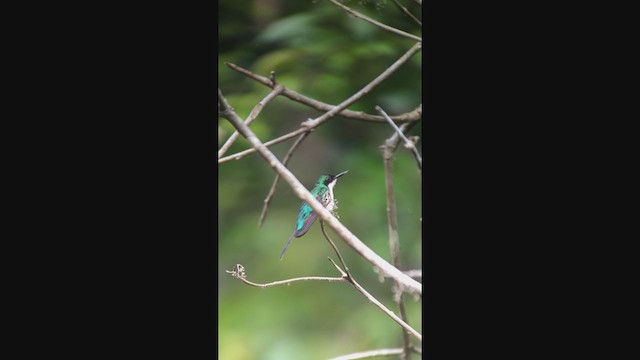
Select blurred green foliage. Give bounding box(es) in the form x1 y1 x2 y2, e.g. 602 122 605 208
219 1 422 359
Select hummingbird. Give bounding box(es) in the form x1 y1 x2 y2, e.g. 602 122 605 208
280 170 349 260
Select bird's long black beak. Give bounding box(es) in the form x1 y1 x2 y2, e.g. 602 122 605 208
335 170 349 178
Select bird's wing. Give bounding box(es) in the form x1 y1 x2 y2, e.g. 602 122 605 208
293 192 324 237
294 210 317 237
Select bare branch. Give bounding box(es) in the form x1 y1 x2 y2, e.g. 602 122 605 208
258 132 310 227
319 221 421 341
403 269 422 279
375 266 423 282
384 122 417 152
226 264 346 288
226 62 421 124
391 0 422 26
380 130 414 358
218 84 284 158
218 88 245 124
218 88 422 297
326 0 422 42
328 348 404 360
381 158 409 355
219 42 422 164
376 105 422 170
351 278 421 340
381 148 401 268
328 257 348 277
320 221 350 274
228 226 423 342
330 345 421 360
236 276 345 287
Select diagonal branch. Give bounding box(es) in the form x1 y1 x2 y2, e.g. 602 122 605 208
391 0 422 26
320 222 421 341
328 257 348 277
218 82 284 158
219 42 422 164
326 0 422 42
321 221 351 275
218 88 422 297
348 273 421 341
383 122 418 152
258 132 310 227
376 105 422 170
226 62 422 124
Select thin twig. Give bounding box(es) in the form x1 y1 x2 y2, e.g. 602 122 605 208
376 106 416 149
218 84 284 158
391 0 422 26
226 62 422 124
328 348 404 360
236 276 346 287
219 42 422 164
376 105 422 170
218 88 422 297
258 132 310 227
349 275 421 340
321 221 350 274
384 122 417 152
328 257 348 277
226 264 346 288
326 0 422 42
319 221 422 341
330 345 421 359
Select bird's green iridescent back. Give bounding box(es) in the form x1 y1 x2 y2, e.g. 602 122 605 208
294 175 330 234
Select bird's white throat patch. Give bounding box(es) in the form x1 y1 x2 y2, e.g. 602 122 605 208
327 179 337 211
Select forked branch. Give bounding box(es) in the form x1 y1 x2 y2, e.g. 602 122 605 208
376 105 422 170
225 62 422 124
218 88 422 297
320 222 422 341
218 83 284 158
219 42 422 164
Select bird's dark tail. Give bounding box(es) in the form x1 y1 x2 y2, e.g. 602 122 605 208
280 231 296 260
